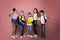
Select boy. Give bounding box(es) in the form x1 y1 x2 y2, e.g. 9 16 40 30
27 12 33 38
9 8 19 38
38 10 47 39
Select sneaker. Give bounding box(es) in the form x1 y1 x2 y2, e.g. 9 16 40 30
23 35 26 37
15 35 18 37
27 35 30 37
30 35 33 38
20 36 23 38
34 34 38 38
11 36 15 39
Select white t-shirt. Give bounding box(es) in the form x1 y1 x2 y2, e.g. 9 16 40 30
12 12 18 20
39 15 47 24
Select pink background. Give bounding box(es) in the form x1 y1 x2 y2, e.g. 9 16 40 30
0 0 60 40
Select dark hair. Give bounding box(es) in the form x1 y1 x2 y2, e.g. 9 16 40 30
40 10 44 13
20 10 24 13
28 12 31 15
33 8 39 14
12 8 16 12
33 8 39 17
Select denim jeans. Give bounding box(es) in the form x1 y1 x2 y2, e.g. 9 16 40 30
41 24 46 38
20 24 24 36
28 25 32 35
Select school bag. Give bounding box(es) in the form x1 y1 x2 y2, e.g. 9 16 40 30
44 16 47 23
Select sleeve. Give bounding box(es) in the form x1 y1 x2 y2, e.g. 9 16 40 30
45 14 47 19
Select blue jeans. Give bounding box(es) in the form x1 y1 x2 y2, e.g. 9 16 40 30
20 24 24 36
28 25 32 35
41 24 46 38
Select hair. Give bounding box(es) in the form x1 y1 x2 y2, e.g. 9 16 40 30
20 10 24 13
40 10 44 13
12 8 16 12
28 12 31 15
33 8 39 17
33 8 39 14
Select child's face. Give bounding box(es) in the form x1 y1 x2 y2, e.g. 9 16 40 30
34 9 37 13
40 12 44 16
21 12 24 16
28 14 31 17
13 10 17 13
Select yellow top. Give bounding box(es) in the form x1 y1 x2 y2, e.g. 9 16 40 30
19 16 25 20
27 17 33 24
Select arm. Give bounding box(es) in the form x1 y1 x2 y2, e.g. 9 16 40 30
8 13 13 17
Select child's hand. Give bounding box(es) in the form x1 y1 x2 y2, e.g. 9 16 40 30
9 10 13 16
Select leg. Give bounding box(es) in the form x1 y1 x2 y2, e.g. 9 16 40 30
22 25 24 36
15 25 17 35
12 24 16 36
42 24 46 38
29 26 32 35
41 24 46 38
34 24 37 35
28 26 32 35
20 26 23 36
11 24 17 38
41 24 43 38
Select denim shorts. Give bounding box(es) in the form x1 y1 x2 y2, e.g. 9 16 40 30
11 19 18 26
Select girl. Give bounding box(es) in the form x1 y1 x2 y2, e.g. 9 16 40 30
27 12 33 38
33 8 39 38
9 8 19 39
19 10 25 38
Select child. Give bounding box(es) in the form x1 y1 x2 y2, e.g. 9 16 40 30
19 10 25 38
38 10 47 39
27 12 33 38
9 8 19 39
33 8 39 38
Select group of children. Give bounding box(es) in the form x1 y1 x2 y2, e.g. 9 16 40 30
9 8 48 39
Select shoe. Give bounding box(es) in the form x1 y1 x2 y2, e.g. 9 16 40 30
30 35 33 38
27 35 30 37
20 36 23 38
11 36 15 39
15 35 18 37
34 34 38 38
23 35 25 37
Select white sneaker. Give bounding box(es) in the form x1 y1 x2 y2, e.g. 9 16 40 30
27 35 30 37
23 35 25 37
15 35 18 37
20 36 23 38
34 34 38 38
11 36 15 39
30 35 33 38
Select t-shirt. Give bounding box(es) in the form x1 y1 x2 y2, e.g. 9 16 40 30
19 15 25 26
12 12 18 20
39 15 47 24
19 15 25 21
27 17 33 25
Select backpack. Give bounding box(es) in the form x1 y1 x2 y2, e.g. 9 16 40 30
44 16 47 23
